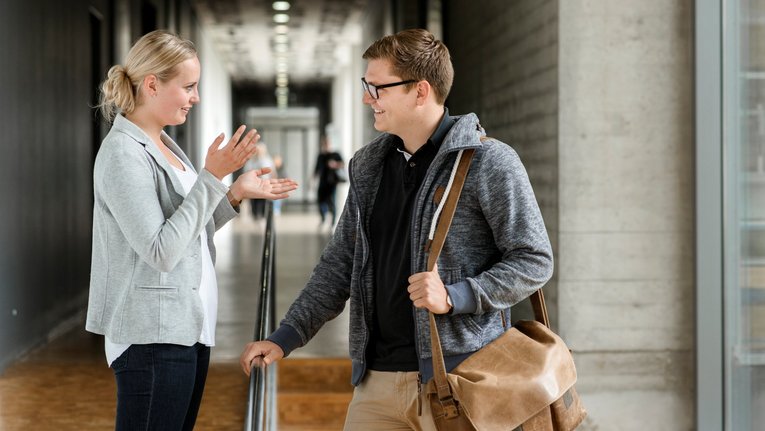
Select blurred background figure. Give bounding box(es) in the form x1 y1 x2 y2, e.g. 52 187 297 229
272 154 287 215
313 135 344 229
245 143 275 220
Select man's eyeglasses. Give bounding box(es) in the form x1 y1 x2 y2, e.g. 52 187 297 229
361 77 416 99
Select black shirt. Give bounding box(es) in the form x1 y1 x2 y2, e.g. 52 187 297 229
367 108 456 371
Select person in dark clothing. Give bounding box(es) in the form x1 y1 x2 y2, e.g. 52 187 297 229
240 29 553 430
314 135 345 227
245 143 275 219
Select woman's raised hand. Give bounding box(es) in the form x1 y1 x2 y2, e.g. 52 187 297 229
204 125 259 180
230 167 298 201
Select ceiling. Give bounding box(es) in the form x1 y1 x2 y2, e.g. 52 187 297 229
192 0 368 87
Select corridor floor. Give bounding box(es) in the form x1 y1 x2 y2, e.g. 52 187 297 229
0 207 349 430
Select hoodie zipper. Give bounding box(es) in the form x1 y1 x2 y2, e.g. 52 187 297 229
409 147 460 417
349 157 372 366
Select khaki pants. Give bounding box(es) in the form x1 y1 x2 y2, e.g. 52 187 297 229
343 370 437 431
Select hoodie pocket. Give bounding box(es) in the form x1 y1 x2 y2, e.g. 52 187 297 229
438 267 463 285
438 267 479 332
135 285 178 291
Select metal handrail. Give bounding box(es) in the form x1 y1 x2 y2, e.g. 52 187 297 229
244 201 278 431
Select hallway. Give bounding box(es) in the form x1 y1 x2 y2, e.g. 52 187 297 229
0 208 350 430
0 0 711 429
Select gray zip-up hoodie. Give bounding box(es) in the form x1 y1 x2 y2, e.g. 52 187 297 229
269 113 553 385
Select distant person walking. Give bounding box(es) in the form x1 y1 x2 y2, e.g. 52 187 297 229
245 143 275 219
86 30 297 431
271 154 287 215
314 135 345 227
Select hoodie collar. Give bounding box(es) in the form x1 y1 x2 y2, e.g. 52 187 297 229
437 112 485 154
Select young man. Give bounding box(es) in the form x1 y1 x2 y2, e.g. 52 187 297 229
240 28 553 430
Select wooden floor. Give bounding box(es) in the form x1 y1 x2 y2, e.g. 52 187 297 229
0 207 351 430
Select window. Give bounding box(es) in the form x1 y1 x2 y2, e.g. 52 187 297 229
724 0 765 429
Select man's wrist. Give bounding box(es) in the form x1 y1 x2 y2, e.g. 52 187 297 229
445 293 454 314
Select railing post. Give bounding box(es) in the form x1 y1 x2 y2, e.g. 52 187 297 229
244 201 278 431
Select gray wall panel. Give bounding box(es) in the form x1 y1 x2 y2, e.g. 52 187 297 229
444 0 560 324
0 0 112 372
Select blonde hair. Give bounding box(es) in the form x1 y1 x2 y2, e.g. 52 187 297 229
363 29 453 104
98 30 197 121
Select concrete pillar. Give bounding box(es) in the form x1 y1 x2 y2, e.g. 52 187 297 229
446 0 695 428
114 0 132 62
558 1 695 429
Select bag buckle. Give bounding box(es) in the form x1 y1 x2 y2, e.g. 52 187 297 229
439 396 460 419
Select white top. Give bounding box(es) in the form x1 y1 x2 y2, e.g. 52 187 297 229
105 158 219 365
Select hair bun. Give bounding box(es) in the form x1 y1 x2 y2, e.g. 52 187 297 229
108 65 129 81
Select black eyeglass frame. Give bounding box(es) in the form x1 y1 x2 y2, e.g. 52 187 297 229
361 77 417 99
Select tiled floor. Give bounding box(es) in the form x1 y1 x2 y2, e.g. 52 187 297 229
0 206 349 430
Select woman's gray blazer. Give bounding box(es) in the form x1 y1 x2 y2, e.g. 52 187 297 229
86 114 237 346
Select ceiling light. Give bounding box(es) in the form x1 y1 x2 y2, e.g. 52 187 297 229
273 34 289 44
272 1 290 11
273 13 289 24
276 77 289 87
276 62 289 73
274 25 289 34
274 43 289 53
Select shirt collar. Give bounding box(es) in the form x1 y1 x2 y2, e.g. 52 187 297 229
395 107 455 160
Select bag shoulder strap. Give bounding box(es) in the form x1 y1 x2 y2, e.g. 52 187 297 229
427 146 552 418
426 149 474 270
427 148 474 418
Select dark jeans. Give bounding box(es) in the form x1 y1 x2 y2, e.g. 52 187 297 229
111 343 210 431
318 185 337 225
251 198 266 219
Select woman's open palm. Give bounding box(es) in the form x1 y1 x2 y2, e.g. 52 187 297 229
235 167 298 200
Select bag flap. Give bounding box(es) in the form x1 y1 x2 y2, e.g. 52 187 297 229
428 320 577 430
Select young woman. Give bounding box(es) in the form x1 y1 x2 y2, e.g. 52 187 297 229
85 30 297 430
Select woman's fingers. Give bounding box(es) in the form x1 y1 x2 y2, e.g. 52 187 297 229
205 126 264 179
233 131 259 163
273 178 298 189
227 125 247 148
243 128 259 147
234 129 258 154
269 182 298 197
206 133 225 155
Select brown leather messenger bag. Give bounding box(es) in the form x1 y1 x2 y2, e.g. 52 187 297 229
424 147 586 431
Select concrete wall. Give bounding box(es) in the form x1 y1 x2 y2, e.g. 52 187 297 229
446 0 695 429
445 0 560 322
558 1 695 429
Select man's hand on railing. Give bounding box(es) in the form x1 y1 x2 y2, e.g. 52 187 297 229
240 340 285 376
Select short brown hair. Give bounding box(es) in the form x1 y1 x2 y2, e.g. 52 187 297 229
363 29 453 104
